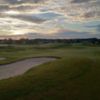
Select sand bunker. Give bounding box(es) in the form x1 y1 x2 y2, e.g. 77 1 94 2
0 57 56 80
0 57 6 61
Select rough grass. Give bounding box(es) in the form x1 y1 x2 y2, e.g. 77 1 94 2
0 45 100 100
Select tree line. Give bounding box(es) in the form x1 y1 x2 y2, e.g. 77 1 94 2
0 38 100 45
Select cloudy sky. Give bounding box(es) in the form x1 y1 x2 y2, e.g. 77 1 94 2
0 0 100 39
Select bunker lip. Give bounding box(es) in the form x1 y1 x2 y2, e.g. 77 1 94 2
0 56 61 66
0 57 6 61
0 56 60 80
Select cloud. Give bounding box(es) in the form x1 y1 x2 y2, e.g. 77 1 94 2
0 5 10 12
0 0 100 38
6 12 61 24
55 30 100 38
26 29 100 39
86 24 100 32
34 12 61 20
0 0 100 21
0 0 46 4
0 0 46 12
81 11 100 20
96 25 100 32
0 34 28 39
71 0 91 3
11 14 47 23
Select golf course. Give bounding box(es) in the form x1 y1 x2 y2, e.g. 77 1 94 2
0 44 100 100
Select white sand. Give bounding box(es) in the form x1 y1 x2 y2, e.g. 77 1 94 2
0 57 6 60
0 57 56 80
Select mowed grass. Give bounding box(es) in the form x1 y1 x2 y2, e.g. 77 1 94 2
0 44 100 100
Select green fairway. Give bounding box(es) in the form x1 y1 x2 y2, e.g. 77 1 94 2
0 45 100 100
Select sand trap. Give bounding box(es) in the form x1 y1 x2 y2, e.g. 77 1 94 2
0 57 56 80
0 57 6 61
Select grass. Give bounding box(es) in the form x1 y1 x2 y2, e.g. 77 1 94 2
0 44 100 100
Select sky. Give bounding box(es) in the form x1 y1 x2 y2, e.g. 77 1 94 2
0 0 100 39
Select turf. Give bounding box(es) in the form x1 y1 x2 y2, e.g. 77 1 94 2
0 44 100 100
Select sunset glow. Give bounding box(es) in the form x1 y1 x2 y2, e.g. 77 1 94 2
0 0 100 39
4 10 20 15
